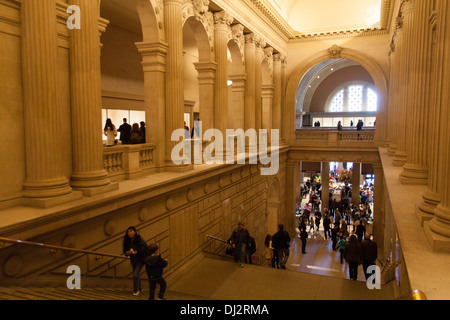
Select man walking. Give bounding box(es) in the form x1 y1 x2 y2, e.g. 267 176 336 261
361 233 378 280
272 224 291 269
229 222 251 268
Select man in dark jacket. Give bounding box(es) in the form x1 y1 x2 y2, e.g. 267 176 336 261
361 233 378 280
229 222 251 267
118 118 132 145
145 244 168 300
272 224 291 269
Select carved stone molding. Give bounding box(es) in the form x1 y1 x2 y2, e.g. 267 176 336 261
182 0 215 54
328 44 342 59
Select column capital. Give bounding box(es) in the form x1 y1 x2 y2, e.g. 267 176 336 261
135 41 169 56
245 33 256 45
214 11 234 26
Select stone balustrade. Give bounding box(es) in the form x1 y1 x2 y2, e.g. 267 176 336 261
103 144 156 181
295 129 375 145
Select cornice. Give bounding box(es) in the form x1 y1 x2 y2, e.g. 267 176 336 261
289 28 389 43
232 0 394 43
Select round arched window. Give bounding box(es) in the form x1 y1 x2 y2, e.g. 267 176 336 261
327 82 378 113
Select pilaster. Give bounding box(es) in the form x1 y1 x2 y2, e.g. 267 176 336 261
136 41 169 170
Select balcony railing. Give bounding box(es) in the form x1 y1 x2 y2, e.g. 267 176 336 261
295 129 375 145
103 143 156 181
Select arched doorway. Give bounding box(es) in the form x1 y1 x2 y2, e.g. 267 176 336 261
286 47 388 144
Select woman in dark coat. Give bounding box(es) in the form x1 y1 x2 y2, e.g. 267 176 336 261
123 226 148 295
344 234 363 280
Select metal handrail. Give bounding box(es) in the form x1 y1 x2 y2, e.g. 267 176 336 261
206 234 228 243
396 289 427 300
0 236 129 260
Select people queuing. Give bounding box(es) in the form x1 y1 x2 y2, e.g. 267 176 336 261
103 118 147 146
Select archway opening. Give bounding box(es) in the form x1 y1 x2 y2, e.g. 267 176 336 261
295 58 378 129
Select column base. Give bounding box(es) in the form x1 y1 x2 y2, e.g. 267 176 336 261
73 182 119 197
399 164 428 185
424 220 450 253
23 191 83 209
416 190 440 225
424 205 450 252
392 151 407 167
387 144 397 156
71 170 111 189
415 204 434 227
164 161 194 172
23 177 73 199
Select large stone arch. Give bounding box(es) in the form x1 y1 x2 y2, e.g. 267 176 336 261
286 45 388 144
136 0 163 43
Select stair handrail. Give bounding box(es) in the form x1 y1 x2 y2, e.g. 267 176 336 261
206 234 229 243
396 289 427 300
0 236 129 260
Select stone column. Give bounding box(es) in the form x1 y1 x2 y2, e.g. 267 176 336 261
393 1 415 167
372 163 384 245
21 0 79 207
321 162 330 212
261 85 274 131
255 36 266 132
194 61 217 134
273 54 282 139
400 0 433 185
214 11 234 155
280 55 287 144
417 9 443 222
352 162 361 205
68 0 117 195
387 30 399 155
164 0 187 168
285 160 297 233
424 0 450 252
136 41 169 169
244 34 256 134
228 74 246 130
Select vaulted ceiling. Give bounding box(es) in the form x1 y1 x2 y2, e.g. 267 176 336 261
267 0 383 34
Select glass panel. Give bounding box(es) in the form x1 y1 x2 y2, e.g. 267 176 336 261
343 117 356 127
332 117 343 127
130 110 146 127
313 118 323 126
330 89 344 112
322 118 333 127
102 109 107 142
365 117 376 126
348 85 363 111
107 109 129 131
367 88 378 111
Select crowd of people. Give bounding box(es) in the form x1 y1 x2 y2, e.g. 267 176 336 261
296 176 378 281
104 118 146 147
